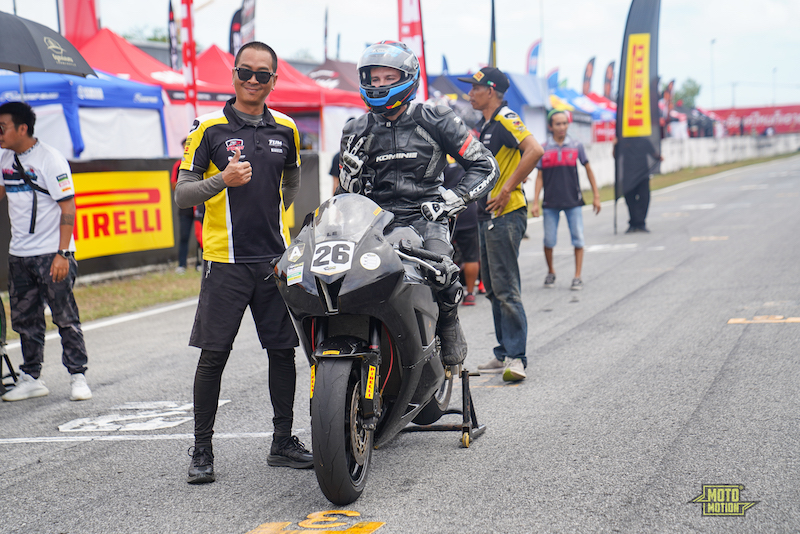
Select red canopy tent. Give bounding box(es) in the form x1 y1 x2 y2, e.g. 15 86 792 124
196 44 365 113
79 29 234 107
585 92 616 111
79 31 366 155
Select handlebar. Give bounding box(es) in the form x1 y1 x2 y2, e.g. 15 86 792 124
397 240 445 263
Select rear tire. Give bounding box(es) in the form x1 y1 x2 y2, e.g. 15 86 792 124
411 364 456 425
311 358 373 505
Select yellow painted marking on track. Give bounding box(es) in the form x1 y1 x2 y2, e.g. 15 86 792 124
728 316 800 324
299 510 360 528
661 212 690 218
691 236 729 241
776 192 799 197
247 510 384 533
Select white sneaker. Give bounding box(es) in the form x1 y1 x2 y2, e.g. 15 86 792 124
477 357 505 373
1 373 50 401
70 373 92 401
502 358 527 382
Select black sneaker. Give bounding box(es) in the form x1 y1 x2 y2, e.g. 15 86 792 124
187 446 215 484
268 436 314 469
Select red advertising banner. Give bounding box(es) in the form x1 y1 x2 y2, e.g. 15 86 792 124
181 0 199 117
398 0 428 100
593 120 616 142
711 105 800 135
58 0 99 49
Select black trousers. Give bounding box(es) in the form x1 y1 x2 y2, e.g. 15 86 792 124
8 254 88 378
625 178 651 230
193 347 296 447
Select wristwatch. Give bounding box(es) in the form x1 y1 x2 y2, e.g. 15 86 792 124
57 250 72 258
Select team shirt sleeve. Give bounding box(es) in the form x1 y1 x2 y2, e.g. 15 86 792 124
287 120 301 169
497 110 532 147
180 122 210 174
41 151 75 201
578 142 589 166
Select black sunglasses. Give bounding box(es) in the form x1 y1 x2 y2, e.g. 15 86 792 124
234 67 275 84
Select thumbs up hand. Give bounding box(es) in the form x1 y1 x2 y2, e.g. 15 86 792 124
222 148 252 187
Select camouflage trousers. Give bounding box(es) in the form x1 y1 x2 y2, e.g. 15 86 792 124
8 254 88 379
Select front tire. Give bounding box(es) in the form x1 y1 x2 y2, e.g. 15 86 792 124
311 358 373 505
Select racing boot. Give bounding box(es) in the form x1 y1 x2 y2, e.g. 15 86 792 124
436 281 467 366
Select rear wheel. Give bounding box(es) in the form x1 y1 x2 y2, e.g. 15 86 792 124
311 358 373 505
411 364 456 425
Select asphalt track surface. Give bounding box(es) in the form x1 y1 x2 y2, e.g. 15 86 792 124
1 155 798 533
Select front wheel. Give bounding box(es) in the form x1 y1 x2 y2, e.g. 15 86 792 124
311 358 373 505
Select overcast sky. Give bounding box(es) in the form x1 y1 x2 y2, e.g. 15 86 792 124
4 0 799 109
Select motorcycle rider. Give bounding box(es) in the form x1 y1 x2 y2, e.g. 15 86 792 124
338 41 499 366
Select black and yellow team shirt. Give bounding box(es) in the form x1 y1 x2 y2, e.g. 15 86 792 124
476 102 532 221
180 99 300 263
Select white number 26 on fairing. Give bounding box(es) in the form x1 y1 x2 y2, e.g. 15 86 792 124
310 241 354 275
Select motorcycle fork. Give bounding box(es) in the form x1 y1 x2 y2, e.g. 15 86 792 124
360 318 382 429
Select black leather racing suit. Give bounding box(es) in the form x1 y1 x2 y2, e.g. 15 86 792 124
339 102 499 365
340 102 498 257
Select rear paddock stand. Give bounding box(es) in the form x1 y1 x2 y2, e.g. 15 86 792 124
401 367 487 447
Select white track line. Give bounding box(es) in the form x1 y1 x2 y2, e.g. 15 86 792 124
4 298 198 352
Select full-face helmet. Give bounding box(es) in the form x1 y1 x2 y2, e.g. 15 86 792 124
358 41 420 115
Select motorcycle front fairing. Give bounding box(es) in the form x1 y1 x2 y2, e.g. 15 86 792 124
273 194 445 442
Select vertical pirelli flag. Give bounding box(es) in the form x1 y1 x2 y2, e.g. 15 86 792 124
582 57 595 95
526 39 541 76
603 61 615 99
229 8 242 56
240 0 256 48
614 0 661 229
398 0 428 100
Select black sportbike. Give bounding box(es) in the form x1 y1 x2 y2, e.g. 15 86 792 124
273 194 484 504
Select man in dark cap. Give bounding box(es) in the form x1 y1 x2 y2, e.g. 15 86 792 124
458 67 544 382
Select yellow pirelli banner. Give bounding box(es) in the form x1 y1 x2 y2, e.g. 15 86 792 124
72 170 174 260
621 33 652 138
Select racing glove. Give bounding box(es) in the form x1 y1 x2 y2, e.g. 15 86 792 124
421 188 467 222
339 134 372 194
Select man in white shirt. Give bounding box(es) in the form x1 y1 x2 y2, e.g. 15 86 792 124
0 102 91 402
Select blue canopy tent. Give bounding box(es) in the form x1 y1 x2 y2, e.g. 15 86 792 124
0 70 167 159
554 88 616 122
438 73 551 141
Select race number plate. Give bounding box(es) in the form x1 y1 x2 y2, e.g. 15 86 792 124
310 241 355 275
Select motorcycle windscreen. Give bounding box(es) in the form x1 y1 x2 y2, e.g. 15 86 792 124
313 194 390 244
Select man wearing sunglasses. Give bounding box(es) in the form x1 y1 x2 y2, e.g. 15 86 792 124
0 101 92 404
175 41 308 485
